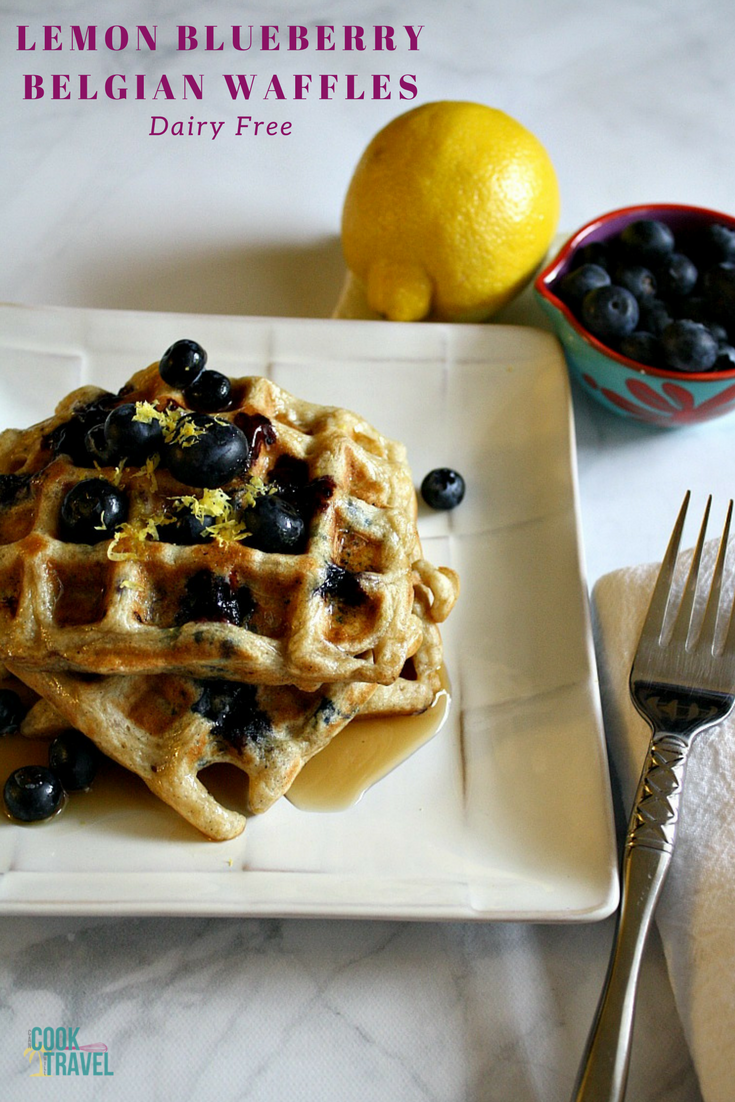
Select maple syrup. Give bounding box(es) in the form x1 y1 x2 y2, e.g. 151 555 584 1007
287 670 451 812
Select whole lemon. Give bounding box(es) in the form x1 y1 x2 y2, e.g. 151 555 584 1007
340 101 560 322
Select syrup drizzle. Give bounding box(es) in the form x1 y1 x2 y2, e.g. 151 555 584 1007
287 670 451 812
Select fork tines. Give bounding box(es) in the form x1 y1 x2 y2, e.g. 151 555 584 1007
642 491 735 655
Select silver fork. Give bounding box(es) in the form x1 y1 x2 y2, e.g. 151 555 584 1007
572 491 735 1102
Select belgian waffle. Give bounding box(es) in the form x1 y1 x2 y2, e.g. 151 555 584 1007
9 661 376 839
1 351 460 838
0 366 457 689
9 570 445 838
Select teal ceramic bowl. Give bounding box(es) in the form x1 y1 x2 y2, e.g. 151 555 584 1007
534 203 735 427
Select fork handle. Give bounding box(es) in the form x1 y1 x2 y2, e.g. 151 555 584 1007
571 732 689 1102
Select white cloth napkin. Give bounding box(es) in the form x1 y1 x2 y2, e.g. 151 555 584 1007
592 538 735 1102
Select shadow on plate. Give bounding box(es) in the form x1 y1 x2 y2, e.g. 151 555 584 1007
82 237 346 319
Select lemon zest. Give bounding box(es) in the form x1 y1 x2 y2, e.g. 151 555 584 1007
174 487 231 521
205 517 251 544
107 516 161 561
132 401 162 425
110 459 126 487
131 453 160 491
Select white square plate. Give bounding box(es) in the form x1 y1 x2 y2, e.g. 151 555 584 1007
0 304 618 920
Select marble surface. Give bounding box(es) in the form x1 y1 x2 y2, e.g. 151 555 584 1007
2 0 735 1097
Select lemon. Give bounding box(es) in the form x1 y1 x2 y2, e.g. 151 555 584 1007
340 101 560 322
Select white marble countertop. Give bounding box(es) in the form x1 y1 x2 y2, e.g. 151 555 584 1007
2 0 735 1098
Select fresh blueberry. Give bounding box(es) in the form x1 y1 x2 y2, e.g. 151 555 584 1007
0 689 26 735
581 285 639 341
103 403 164 465
703 263 735 327
60 478 128 543
244 494 306 553
420 468 466 510
691 223 735 266
159 340 207 389
558 263 610 308
619 219 675 265
84 422 116 465
618 331 661 367
177 570 254 627
49 731 100 791
661 320 719 372
47 395 116 467
708 320 730 343
638 297 674 336
4 765 64 822
184 370 232 412
164 414 250 488
160 506 214 545
571 242 611 271
612 264 657 301
656 252 698 298
714 342 735 371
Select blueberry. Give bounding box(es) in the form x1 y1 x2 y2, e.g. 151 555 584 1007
164 414 250 488
703 263 735 327
714 342 735 371
193 680 271 749
159 340 207 388
0 689 26 735
661 320 719 372
619 219 675 265
638 297 674 336
316 563 366 606
177 570 254 627
656 252 698 298
581 285 639 342
558 263 610 308
571 242 611 270
104 403 164 465
244 494 306 553
84 422 116 465
184 370 232 412
49 731 99 791
691 223 735 266
618 331 661 367
420 468 466 510
47 394 116 467
4 765 64 822
612 264 657 301
60 478 128 543
708 321 730 344
159 506 214 545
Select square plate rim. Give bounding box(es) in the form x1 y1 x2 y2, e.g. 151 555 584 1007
0 302 619 921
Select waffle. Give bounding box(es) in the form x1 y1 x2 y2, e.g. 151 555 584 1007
0 366 457 689
8 661 377 839
9 568 445 838
0 350 460 838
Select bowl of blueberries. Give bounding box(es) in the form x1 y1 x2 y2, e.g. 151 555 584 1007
534 203 735 426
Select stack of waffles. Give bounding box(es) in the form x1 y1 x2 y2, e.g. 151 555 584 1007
0 356 459 839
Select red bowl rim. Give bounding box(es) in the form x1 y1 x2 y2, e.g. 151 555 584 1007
534 202 735 383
